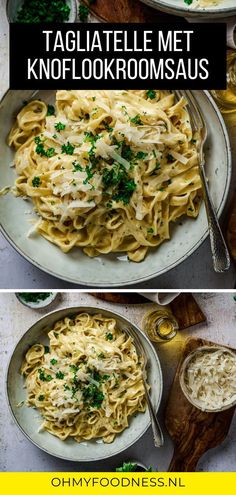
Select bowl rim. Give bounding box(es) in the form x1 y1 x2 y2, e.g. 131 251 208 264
5 304 163 462
0 89 232 287
139 0 236 17
6 0 78 23
179 344 236 413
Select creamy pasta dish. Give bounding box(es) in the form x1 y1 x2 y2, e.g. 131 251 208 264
183 0 221 6
21 313 146 443
8 90 202 262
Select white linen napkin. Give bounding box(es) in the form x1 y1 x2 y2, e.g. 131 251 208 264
138 292 180 305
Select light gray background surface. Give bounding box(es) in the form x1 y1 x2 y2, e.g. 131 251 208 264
0 291 236 472
0 0 236 289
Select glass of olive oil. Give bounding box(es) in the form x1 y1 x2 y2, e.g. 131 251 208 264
211 50 236 113
142 306 179 343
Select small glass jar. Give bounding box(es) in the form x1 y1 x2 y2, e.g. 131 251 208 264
211 50 236 113
142 306 179 343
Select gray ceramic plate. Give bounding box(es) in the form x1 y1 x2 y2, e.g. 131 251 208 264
6 306 163 462
139 0 236 17
0 90 231 286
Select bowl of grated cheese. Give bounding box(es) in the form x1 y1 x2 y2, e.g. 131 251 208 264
179 345 236 413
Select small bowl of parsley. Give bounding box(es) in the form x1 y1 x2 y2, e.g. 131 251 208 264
7 0 77 23
16 292 58 309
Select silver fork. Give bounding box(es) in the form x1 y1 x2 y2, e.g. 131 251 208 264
125 324 164 448
174 90 230 273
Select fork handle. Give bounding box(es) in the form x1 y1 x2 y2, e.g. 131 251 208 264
199 164 230 272
143 381 164 448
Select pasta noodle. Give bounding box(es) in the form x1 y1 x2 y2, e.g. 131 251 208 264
21 313 146 443
8 90 202 262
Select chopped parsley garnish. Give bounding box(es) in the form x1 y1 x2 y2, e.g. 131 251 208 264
47 105 55 116
103 121 113 132
44 345 50 354
136 151 148 160
35 137 55 158
146 90 156 100
61 142 75 155
102 374 110 381
72 161 83 172
130 114 143 125
106 333 113 341
38 369 52 382
50 358 57 365
166 153 175 163
54 122 66 132
121 143 133 162
56 371 65 380
16 0 71 23
98 352 105 359
184 0 193 4
64 384 70 391
38 395 45 401
79 4 89 22
32 176 41 188
102 163 136 206
82 384 104 409
70 365 79 372
147 228 154 234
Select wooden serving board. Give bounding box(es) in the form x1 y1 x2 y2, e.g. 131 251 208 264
91 293 206 330
85 0 184 23
165 338 236 472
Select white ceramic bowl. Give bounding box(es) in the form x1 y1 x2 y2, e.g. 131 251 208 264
6 0 77 22
139 0 236 18
6 306 163 462
15 292 58 309
179 345 236 412
0 90 231 287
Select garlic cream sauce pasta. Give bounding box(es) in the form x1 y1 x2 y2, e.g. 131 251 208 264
21 313 146 443
8 90 202 262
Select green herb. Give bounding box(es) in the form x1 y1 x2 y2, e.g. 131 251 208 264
130 114 143 125
116 462 138 472
16 0 70 23
136 151 148 160
147 228 154 234
72 161 83 172
146 90 156 100
54 122 66 132
31 176 41 188
53 134 57 139
70 365 79 372
98 352 105 359
191 138 197 144
18 292 52 303
106 333 113 341
121 143 133 162
38 369 52 382
64 384 70 391
56 371 65 380
35 137 55 158
166 154 175 163
50 358 57 365
61 142 75 155
79 4 89 22
38 395 45 401
44 346 50 354
47 105 55 116
46 147 55 157
102 163 136 206
103 121 113 132
184 0 193 4
82 384 104 409
102 374 110 381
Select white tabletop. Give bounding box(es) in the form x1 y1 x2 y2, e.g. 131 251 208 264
0 1 236 288
0 291 236 472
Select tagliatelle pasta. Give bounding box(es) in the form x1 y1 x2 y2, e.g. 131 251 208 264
21 313 146 443
8 90 202 262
